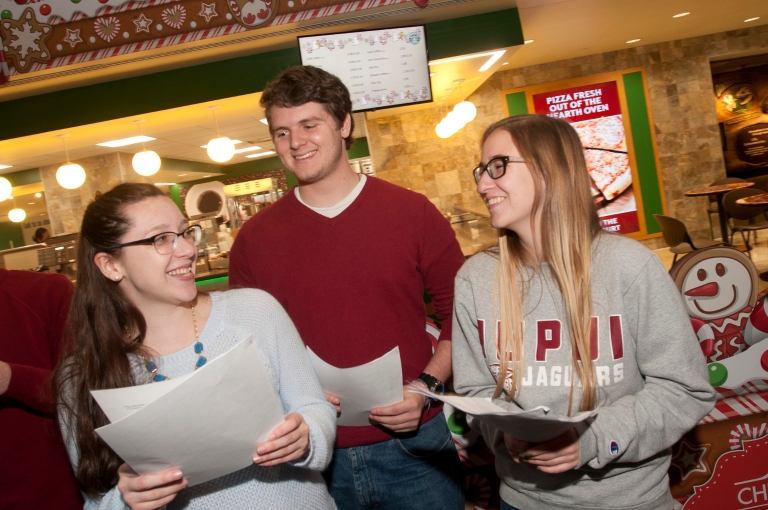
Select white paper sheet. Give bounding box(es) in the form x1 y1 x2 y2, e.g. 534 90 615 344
92 336 285 487
307 346 403 426
408 387 597 443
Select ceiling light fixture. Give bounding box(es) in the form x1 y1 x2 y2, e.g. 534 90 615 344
56 135 86 190
626 39 641 44
200 140 243 149
206 106 235 163
244 151 277 159
672 12 690 18
0 164 12 170
131 120 161 176
8 195 25 223
35 192 42 198
524 40 534 44
0 177 12 201
154 182 177 186
233 146 263 154
744 17 760 22
429 50 506 73
96 135 156 148
259 118 269 125
452 78 477 123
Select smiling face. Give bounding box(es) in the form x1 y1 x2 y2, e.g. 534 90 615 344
681 256 753 320
109 196 198 313
477 129 543 245
270 101 351 186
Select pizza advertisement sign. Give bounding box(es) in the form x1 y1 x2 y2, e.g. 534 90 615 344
531 81 640 235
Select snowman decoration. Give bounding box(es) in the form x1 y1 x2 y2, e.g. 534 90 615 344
670 247 767 362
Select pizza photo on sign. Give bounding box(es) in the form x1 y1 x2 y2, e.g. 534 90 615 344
571 115 632 202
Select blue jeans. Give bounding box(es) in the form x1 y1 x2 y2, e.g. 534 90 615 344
501 501 522 510
323 414 463 510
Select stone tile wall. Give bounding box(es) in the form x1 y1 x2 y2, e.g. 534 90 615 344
367 24 768 247
41 152 154 235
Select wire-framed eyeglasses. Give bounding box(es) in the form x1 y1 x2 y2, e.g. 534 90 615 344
106 225 203 255
472 156 526 184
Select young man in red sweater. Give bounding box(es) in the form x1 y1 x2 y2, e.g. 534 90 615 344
229 65 465 509
0 269 82 509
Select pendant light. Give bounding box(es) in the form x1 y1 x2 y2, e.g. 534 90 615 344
131 120 161 176
452 79 477 123
56 135 86 189
0 177 11 201
206 106 235 163
8 195 25 223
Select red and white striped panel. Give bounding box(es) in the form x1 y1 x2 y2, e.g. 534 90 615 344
700 389 768 424
714 379 768 400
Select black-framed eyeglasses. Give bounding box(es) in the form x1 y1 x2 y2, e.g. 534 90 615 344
106 225 203 255
472 156 526 184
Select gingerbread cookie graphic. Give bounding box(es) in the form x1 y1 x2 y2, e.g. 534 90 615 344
0 7 52 72
227 0 279 28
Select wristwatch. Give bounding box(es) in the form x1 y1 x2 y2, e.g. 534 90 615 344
416 372 445 395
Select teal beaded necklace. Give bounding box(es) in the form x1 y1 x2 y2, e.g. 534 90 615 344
144 301 206 382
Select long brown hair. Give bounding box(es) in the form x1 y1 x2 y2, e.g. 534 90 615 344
51 183 164 497
485 115 602 414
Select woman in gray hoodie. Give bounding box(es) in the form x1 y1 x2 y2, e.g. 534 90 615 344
452 114 715 510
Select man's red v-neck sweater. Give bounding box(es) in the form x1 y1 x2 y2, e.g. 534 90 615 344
229 177 465 448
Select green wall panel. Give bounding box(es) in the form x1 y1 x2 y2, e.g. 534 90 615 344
3 168 41 186
623 71 663 234
426 9 523 61
0 222 24 250
506 91 528 116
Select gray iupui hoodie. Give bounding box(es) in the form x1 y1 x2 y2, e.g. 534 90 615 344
452 233 715 510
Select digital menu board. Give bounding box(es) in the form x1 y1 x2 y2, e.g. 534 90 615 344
298 26 432 113
532 81 640 235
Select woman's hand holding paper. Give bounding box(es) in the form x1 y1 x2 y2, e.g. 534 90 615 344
117 463 187 510
512 428 580 473
253 413 310 466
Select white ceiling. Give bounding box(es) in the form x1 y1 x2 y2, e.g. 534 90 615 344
0 0 766 177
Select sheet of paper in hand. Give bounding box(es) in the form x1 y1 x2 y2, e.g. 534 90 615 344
91 335 284 486
307 346 403 426
408 386 597 443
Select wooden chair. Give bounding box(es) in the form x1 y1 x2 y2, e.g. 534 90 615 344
723 188 768 257
707 177 746 239
653 214 723 266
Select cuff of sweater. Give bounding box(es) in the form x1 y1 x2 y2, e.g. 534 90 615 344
576 420 597 469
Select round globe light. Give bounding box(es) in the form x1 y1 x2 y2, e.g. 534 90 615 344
445 111 467 131
132 150 161 176
8 207 26 223
56 163 86 189
454 101 477 123
0 177 11 201
207 136 235 163
435 122 453 139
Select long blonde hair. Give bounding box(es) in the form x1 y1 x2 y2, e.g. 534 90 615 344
485 115 601 414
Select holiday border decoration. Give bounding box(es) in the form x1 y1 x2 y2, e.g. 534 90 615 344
0 0 420 81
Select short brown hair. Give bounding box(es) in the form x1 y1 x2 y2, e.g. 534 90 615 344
260 65 355 150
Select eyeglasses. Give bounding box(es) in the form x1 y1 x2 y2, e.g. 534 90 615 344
472 156 526 184
106 225 203 255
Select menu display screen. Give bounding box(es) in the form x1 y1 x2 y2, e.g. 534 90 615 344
532 81 640 235
298 26 432 112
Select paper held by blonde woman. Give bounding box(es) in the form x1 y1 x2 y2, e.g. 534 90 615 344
90 336 285 486
407 386 597 443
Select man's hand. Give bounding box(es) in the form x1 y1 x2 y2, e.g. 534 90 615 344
254 413 310 467
515 428 580 474
116 464 186 510
324 392 341 414
369 385 427 433
0 361 11 395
